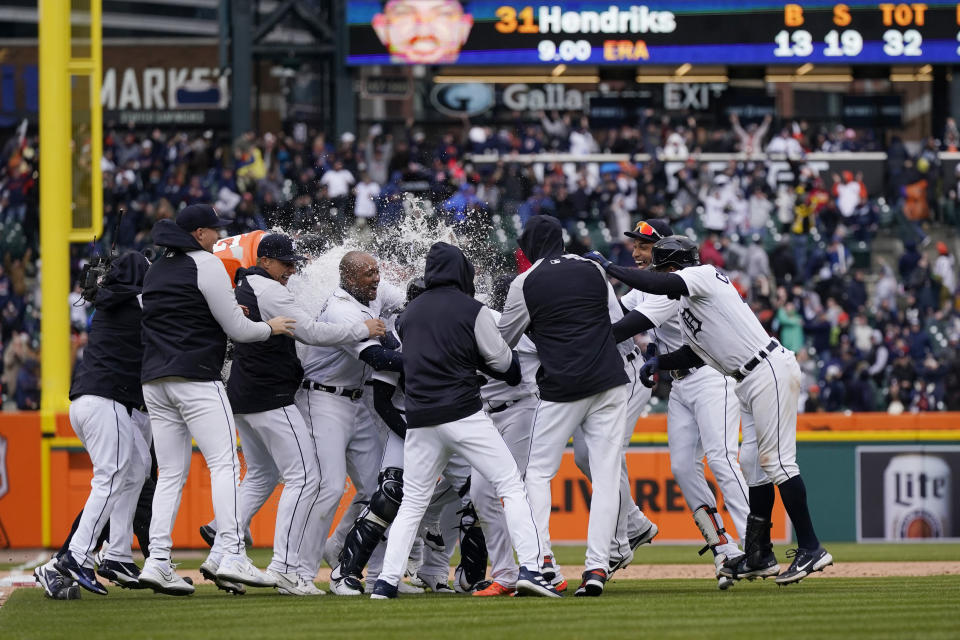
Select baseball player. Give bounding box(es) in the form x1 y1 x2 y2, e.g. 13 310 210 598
370 242 559 599
220 233 387 596
329 279 422 596
610 221 751 590
47 252 153 596
295 250 405 585
139 205 296 595
498 215 628 597
587 235 832 585
460 275 538 596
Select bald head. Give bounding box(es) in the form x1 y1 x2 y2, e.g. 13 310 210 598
340 251 380 305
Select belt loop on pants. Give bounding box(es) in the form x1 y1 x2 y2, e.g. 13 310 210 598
301 380 364 401
731 339 779 383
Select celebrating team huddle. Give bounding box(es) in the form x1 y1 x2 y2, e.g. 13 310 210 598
35 203 832 603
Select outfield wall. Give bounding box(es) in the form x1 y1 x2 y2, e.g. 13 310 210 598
0 412 957 548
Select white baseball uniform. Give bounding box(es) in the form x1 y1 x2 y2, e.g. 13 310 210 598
67 399 152 566
295 283 403 578
500 255 628 574
472 314 539 588
623 287 750 545
674 264 799 487
227 271 372 577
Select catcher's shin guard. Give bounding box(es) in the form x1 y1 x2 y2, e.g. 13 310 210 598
133 476 156 558
338 468 403 578
454 502 488 590
692 505 730 556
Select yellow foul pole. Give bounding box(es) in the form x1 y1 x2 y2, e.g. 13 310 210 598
39 0 72 547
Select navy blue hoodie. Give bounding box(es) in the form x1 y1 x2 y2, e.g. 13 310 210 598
70 251 150 408
499 215 628 401
141 219 270 384
399 242 518 428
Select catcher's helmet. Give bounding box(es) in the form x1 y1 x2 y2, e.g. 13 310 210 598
651 235 700 270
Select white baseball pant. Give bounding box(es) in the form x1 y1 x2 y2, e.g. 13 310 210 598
378 411 541 587
295 389 384 578
472 395 536 588
735 347 801 486
143 378 245 561
233 405 321 575
668 368 749 542
526 385 627 572
67 396 152 567
572 355 652 561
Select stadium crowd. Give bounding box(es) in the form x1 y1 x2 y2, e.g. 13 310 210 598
1 113 958 413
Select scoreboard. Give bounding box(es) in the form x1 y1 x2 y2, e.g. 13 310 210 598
347 1 960 66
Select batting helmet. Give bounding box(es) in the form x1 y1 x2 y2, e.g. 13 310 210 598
651 235 700 270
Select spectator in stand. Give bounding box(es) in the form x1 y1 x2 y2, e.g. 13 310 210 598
699 233 725 268
730 113 772 156
353 172 381 225
933 242 957 303
765 126 805 158
775 301 805 353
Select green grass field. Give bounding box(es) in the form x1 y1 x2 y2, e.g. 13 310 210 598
2 577 958 640
2 543 958 639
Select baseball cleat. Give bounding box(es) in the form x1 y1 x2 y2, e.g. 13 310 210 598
330 566 364 596
515 567 562 598
714 553 741 590
454 565 489 593
370 579 398 599
139 558 195 596
97 559 145 589
473 581 515 597
416 573 455 593
629 521 659 549
217 555 277 588
55 553 108 596
199 525 216 548
540 555 568 592
270 569 324 596
35 559 82 600
200 558 246 595
421 523 445 553
396 580 424 594
574 568 608 597
775 547 833 585
719 552 780 581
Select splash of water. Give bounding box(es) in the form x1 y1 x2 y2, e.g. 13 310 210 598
286 194 503 317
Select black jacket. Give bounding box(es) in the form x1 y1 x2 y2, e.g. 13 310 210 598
502 215 628 401
70 252 149 408
141 219 269 384
227 266 303 413
399 242 517 428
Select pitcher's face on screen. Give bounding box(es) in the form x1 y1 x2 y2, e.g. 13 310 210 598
373 0 474 64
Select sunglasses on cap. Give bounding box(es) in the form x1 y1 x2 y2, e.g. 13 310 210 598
631 221 662 240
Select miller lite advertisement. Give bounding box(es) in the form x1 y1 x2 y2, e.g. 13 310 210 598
857 446 960 541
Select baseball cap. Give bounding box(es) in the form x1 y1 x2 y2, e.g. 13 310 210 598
257 233 306 262
624 218 672 242
175 204 231 231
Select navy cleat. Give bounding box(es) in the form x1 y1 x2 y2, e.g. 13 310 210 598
97 560 145 589
370 579 398 599
55 553 108 596
34 560 81 600
574 568 608 597
516 567 562 598
775 547 833 585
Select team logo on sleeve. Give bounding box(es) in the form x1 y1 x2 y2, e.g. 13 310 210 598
680 308 703 337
